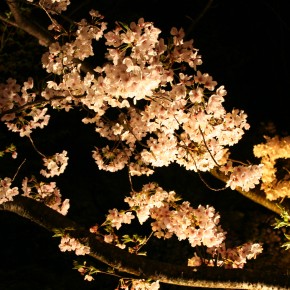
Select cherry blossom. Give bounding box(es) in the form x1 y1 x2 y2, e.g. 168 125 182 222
59 234 90 255
0 177 19 204
222 163 263 192
26 0 70 14
200 242 264 269
0 78 50 136
40 150 69 178
21 177 70 215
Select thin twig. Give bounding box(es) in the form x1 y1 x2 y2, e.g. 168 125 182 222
198 126 220 167
0 14 18 28
185 0 214 38
12 158 26 182
27 135 46 158
6 0 54 46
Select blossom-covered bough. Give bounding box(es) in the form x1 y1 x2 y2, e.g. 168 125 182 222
1 0 290 289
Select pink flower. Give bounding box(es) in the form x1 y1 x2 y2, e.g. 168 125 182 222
0 177 19 204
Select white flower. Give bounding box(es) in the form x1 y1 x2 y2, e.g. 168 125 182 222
40 150 69 178
0 177 19 204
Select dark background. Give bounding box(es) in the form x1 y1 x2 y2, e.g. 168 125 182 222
1 0 290 289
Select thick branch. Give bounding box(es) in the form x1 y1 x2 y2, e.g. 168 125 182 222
0 94 82 119
6 0 54 46
1 196 289 289
210 168 290 215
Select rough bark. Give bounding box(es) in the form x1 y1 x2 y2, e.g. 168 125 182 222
1 196 289 289
6 0 54 46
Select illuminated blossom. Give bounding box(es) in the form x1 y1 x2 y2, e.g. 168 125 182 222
40 150 69 178
59 235 90 255
21 177 70 215
254 135 290 200
0 177 19 204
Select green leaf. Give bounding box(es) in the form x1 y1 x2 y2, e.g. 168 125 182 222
137 251 147 256
274 220 290 229
281 241 290 251
122 234 133 243
52 227 75 237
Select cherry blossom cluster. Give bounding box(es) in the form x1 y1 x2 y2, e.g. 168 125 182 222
125 183 223 246
84 22 252 179
253 135 290 200
220 161 263 192
0 78 50 136
59 234 90 255
5 8 254 188
77 266 94 282
26 0 70 14
0 6 263 192
188 241 263 268
40 150 69 177
22 176 70 215
105 208 135 230
90 182 262 268
41 10 107 76
0 177 19 204
0 175 69 213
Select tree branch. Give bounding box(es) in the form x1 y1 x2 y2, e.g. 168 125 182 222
210 167 290 215
1 196 289 289
6 0 54 46
0 13 18 28
185 0 214 38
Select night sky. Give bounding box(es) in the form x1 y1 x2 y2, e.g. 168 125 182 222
1 1 290 289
